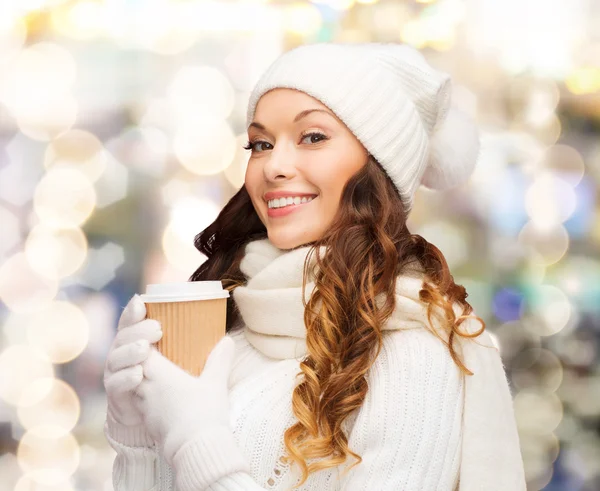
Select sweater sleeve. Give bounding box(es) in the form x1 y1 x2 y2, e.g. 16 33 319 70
104 422 159 491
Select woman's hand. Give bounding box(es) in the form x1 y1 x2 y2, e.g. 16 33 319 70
103 294 163 447
132 335 236 466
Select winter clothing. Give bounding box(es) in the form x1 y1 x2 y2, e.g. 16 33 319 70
105 237 526 491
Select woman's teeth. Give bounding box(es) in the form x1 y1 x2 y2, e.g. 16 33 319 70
268 196 316 209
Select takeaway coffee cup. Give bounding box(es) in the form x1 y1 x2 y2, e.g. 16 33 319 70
139 281 229 376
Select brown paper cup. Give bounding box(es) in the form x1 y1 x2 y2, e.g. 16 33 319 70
140 282 229 376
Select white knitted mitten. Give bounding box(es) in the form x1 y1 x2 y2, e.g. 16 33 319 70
134 335 250 489
104 294 163 447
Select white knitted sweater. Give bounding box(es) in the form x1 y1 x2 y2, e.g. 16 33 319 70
106 238 526 490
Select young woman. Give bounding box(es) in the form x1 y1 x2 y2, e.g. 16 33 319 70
103 42 526 491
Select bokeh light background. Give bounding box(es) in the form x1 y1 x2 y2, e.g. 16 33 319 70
0 0 599 490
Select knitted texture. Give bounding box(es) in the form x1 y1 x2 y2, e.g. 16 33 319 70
107 237 526 490
246 42 481 215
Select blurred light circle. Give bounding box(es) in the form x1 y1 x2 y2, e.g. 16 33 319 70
525 172 577 226
173 120 236 176
33 167 96 228
167 65 235 122
223 134 251 189
566 375 600 418
514 389 563 434
566 67 600 95
26 301 90 364
414 221 468 269
0 252 58 313
16 427 80 485
2 42 76 100
525 79 560 127
162 222 202 272
521 431 560 465
16 93 78 142
518 221 569 266
144 4 198 55
25 225 88 280
0 16 27 65
44 129 107 183
162 197 220 271
0 204 20 257
283 3 323 36
492 287 525 322
539 144 585 186
525 285 572 337
2 43 78 141
50 1 104 41
510 113 562 147
520 432 559 486
15 473 76 491
18 378 80 436
511 348 563 392
0 345 54 406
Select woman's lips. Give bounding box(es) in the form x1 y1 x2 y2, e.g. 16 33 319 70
267 196 317 218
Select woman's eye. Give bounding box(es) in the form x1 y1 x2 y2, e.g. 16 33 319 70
301 132 328 144
244 140 272 153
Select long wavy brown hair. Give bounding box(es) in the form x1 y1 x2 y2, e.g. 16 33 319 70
189 155 485 488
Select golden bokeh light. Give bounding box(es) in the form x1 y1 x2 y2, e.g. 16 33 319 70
135 2 199 55
539 144 586 186
284 3 323 36
514 390 563 435
0 345 54 406
17 427 80 486
26 300 90 364
18 378 80 437
162 196 221 271
525 172 577 227
0 15 27 65
33 167 97 228
511 348 564 392
223 134 251 189
525 285 573 337
565 66 600 95
1 42 78 141
173 120 237 175
50 0 105 41
25 225 88 281
0 252 58 313
167 65 235 123
518 221 569 266
44 129 108 183
162 222 203 272
14 473 76 491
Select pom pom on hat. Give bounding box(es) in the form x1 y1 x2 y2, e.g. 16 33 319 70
421 106 481 190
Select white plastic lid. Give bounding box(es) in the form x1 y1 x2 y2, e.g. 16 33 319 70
139 281 230 303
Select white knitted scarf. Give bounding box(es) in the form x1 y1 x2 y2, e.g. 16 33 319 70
232 237 433 360
231 236 527 490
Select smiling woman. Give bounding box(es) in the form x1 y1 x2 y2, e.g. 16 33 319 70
243 88 369 250
105 42 526 491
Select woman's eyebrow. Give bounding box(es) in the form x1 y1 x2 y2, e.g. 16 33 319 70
248 108 337 133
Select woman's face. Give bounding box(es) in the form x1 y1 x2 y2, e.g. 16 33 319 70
244 88 369 251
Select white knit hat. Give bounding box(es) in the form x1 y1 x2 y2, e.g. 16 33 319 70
246 42 480 214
